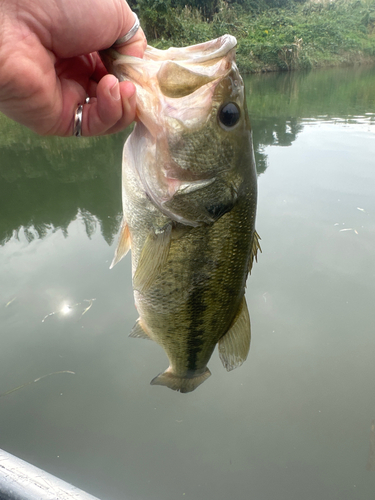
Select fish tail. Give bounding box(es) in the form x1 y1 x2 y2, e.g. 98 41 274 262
150 367 211 393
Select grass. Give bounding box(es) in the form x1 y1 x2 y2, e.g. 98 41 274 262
140 0 375 73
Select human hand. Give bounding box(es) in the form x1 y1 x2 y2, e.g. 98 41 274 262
0 0 147 136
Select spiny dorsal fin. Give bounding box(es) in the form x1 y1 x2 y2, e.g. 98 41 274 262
150 367 211 393
110 219 131 269
248 230 261 274
218 296 251 371
129 318 151 340
133 225 172 293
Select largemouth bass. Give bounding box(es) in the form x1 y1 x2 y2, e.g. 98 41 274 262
101 35 260 393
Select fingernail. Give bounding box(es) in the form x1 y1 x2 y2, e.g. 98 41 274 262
127 82 136 98
110 78 120 101
123 85 136 115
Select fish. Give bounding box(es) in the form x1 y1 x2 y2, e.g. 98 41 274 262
100 35 260 393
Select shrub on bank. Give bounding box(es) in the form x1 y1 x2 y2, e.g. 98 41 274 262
130 0 375 72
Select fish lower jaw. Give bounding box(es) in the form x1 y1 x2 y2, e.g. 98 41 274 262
150 366 211 393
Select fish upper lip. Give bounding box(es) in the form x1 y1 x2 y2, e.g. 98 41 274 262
101 34 237 88
144 34 237 64
111 34 237 64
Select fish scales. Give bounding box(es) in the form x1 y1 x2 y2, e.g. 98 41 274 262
136 206 254 369
100 35 260 393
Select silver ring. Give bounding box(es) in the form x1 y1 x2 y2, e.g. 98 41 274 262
113 13 140 47
73 104 83 137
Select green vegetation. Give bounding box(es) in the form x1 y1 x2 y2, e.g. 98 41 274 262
129 0 375 72
0 115 127 246
2 65 374 244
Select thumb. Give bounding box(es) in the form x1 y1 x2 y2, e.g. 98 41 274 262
74 75 137 136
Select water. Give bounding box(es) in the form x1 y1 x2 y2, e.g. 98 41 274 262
0 65 375 500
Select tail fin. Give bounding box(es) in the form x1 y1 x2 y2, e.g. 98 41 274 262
150 367 211 393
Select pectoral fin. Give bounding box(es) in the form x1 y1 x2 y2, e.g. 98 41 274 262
110 220 131 269
133 225 172 293
218 297 251 371
248 230 261 274
150 367 211 393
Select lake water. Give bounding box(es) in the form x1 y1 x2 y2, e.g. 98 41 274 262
0 65 375 500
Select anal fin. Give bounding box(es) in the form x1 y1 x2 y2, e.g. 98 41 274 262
133 224 172 293
110 219 131 269
248 230 261 274
150 367 211 393
218 296 251 371
129 318 151 340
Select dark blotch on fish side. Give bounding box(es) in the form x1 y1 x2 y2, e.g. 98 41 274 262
206 200 235 220
186 284 206 372
186 235 209 372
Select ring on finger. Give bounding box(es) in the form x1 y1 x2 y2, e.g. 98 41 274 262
73 104 83 137
113 12 140 47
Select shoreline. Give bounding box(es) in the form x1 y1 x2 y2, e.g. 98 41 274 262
240 55 375 75
143 0 375 75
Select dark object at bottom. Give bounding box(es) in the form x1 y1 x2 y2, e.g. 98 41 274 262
0 448 101 500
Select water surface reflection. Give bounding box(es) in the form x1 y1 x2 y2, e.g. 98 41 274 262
0 125 125 246
0 65 375 500
247 65 375 173
1 65 374 246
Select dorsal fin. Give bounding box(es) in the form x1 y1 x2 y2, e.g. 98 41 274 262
218 296 251 371
248 230 261 274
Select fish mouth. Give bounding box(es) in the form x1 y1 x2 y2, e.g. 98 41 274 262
100 36 243 227
100 34 237 96
100 36 238 148
144 34 237 64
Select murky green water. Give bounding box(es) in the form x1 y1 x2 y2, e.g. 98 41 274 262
1 65 375 500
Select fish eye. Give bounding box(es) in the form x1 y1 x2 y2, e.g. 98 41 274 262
218 102 240 129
